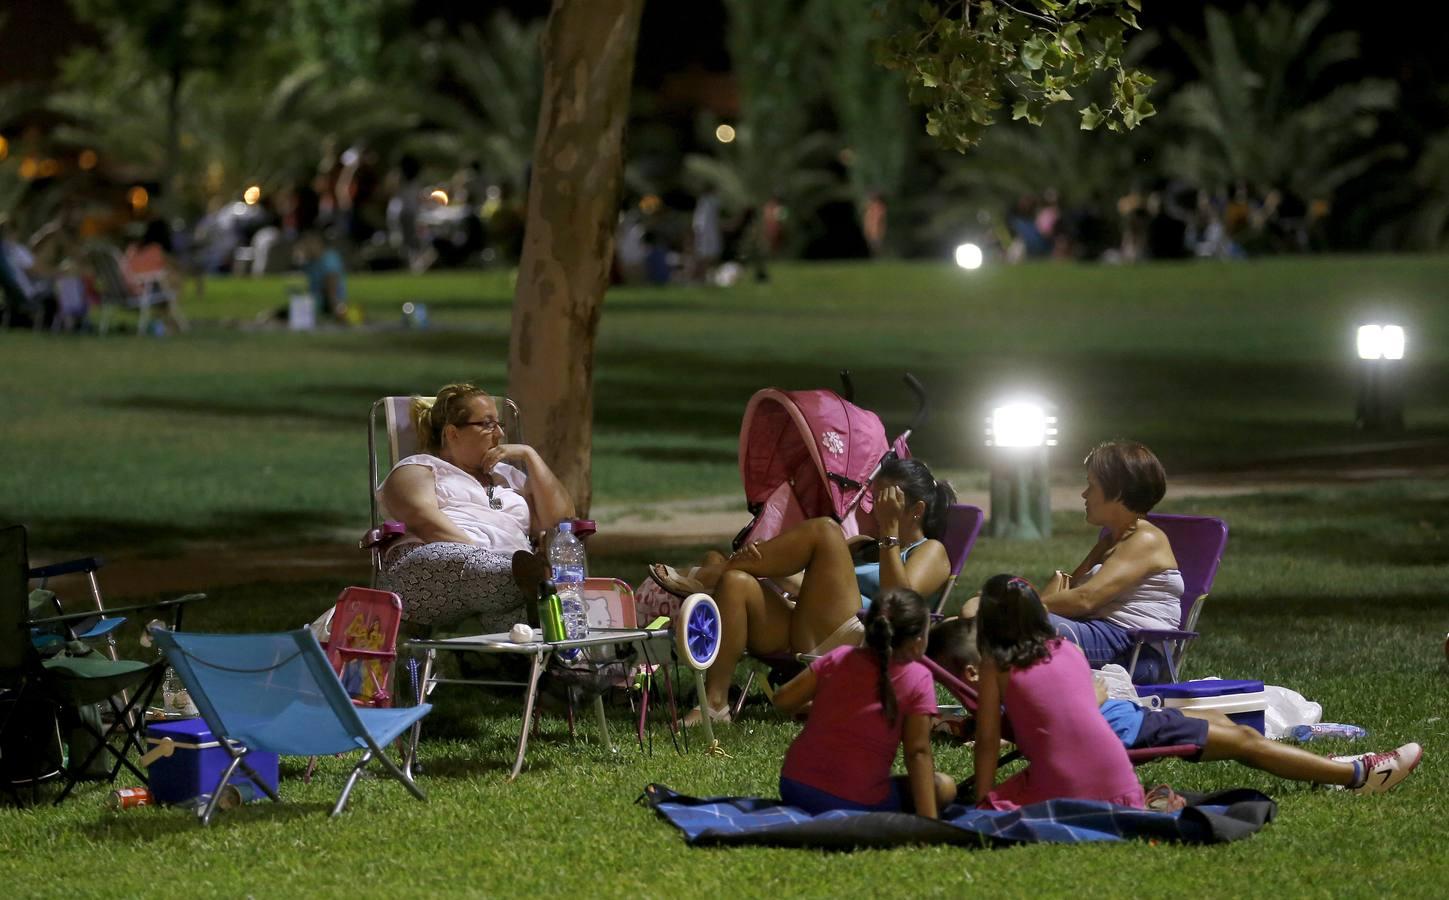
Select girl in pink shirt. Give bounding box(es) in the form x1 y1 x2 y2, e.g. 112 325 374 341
775 589 956 818
973 575 1145 810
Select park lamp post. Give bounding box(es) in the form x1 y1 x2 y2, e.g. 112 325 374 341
985 401 1056 540
1355 323 1406 431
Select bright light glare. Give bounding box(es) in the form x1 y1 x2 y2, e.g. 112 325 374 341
1358 323 1406 360
954 242 983 270
1382 324 1405 360
430 189 449 205
715 124 736 144
243 185 261 205
988 403 1057 448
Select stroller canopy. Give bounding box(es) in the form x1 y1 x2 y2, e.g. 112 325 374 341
738 389 891 524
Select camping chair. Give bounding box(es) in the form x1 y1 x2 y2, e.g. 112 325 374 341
1 524 201 805
1119 514 1229 683
920 655 1200 768
361 395 526 578
933 504 985 615
87 245 184 336
730 503 985 719
149 627 432 824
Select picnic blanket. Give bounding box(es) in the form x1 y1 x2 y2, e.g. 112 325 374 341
641 784 1276 849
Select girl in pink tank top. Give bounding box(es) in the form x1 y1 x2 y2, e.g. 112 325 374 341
972 574 1145 810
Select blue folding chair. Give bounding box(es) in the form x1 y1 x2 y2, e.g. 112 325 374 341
149 627 432 824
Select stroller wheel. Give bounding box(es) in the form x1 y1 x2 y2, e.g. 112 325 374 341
677 593 722 671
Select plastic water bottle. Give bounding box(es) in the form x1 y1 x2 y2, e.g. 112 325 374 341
1290 723 1368 742
549 521 589 642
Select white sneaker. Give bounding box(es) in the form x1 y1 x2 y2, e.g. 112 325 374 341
1342 743 1423 795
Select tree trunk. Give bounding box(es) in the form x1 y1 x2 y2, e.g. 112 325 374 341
163 59 183 219
508 0 644 517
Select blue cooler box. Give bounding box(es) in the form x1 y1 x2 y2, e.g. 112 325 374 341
144 718 280 805
1137 679 1267 734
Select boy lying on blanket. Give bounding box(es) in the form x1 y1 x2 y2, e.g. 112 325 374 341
927 618 1421 796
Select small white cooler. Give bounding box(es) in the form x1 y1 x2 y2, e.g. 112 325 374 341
1137 679 1267 734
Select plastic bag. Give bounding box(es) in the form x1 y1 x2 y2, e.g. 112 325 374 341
309 606 334 644
1263 684 1322 740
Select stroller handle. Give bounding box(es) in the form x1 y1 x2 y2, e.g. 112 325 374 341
903 372 929 434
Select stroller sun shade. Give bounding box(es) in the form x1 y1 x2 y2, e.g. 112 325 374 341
737 389 895 545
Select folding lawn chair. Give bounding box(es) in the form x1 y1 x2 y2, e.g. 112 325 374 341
730 503 985 719
1120 514 1229 683
149 627 432 824
361 395 525 577
933 504 985 615
1 524 202 805
88 245 183 336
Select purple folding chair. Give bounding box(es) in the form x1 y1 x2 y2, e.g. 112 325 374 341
1120 514 1229 683
933 504 984 615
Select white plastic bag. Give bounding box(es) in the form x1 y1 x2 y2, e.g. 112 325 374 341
1263 684 1322 740
309 606 335 644
1096 664 1140 701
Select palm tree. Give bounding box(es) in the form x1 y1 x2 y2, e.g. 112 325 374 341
406 14 544 195
683 0 843 270
811 0 915 253
1162 1 1400 205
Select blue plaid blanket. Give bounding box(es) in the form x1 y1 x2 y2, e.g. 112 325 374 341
642 784 1275 849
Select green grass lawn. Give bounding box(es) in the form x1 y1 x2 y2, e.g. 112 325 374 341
2 259 1448 896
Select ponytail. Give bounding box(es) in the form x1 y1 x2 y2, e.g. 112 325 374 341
865 612 898 725
877 457 957 540
412 383 489 455
976 574 1056 670
862 588 930 724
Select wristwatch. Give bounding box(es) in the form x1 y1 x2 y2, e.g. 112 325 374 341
877 536 902 551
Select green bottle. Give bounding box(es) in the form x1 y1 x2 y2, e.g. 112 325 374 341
538 581 567 643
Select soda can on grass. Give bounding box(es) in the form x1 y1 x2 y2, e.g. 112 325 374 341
107 787 154 810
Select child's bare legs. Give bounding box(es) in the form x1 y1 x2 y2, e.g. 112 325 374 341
687 569 793 721
1191 711 1354 785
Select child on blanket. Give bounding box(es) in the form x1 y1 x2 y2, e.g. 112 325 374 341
968 575 1145 810
773 588 956 818
929 617 1423 796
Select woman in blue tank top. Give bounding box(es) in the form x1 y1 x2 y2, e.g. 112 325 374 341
657 458 956 727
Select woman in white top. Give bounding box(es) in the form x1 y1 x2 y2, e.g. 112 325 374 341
377 383 574 629
1037 440 1183 682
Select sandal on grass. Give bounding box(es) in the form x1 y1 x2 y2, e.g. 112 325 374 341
680 703 732 728
649 563 707 598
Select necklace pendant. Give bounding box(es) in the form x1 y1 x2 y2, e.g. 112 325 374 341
486 483 503 510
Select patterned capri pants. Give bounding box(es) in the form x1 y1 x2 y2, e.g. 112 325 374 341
379 542 530 631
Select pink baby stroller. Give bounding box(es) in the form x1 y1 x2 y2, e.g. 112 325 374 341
734 371 928 550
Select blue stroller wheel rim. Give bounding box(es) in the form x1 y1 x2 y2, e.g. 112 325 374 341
678 594 721 670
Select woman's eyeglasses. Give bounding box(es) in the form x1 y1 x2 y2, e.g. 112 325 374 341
460 419 502 432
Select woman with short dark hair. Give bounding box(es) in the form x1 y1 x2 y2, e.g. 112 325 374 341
1036 440 1182 681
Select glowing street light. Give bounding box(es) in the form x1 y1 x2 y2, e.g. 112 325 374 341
1355 322 1406 431
954 242 984 270
128 186 149 212
243 185 261 205
985 401 1057 540
429 189 449 205
715 124 736 144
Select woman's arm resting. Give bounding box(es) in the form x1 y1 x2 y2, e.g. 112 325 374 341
380 465 476 544
514 446 575 532
902 713 939 819
878 541 950 598
1043 530 1167 617
771 667 817 716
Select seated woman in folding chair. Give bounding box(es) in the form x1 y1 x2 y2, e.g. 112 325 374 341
376 383 574 632
658 458 956 726
1033 440 1181 681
